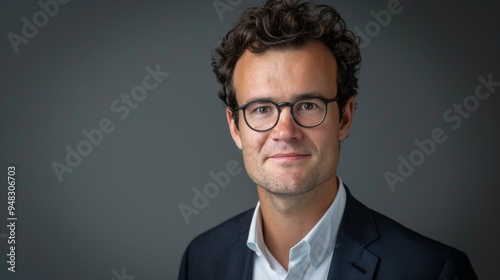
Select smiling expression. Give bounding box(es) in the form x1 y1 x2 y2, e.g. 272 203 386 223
227 41 354 197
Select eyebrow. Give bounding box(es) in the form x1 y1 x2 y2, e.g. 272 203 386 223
242 92 327 104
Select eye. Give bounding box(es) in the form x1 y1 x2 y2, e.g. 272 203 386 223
249 104 273 115
255 106 269 114
298 102 316 110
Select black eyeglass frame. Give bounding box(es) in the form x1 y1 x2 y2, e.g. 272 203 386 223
235 96 339 132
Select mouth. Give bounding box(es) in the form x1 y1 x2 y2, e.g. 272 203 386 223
267 153 310 162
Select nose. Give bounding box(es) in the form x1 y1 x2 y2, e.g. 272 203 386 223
271 106 302 142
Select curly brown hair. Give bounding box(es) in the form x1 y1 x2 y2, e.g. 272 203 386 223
212 0 361 124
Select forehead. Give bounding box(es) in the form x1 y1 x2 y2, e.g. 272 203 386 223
232 42 338 103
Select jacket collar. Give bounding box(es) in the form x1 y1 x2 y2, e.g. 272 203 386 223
224 185 380 280
327 186 379 279
225 208 254 280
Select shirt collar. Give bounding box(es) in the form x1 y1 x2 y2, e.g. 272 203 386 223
246 177 347 270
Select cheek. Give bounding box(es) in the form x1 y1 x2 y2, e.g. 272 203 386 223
312 127 340 155
240 129 267 150
240 133 266 173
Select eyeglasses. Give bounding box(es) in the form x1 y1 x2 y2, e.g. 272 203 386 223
235 96 338 132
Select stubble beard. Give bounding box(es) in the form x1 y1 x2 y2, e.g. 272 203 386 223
241 141 339 201
250 156 337 199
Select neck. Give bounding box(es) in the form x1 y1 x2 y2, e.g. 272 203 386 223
257 175 338 270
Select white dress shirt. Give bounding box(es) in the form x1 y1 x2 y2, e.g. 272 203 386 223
247 177 347 280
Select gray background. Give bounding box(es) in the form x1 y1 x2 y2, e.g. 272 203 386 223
1 0 499 279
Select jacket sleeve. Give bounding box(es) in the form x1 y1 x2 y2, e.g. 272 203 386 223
178 244 190 280
437 250 478 280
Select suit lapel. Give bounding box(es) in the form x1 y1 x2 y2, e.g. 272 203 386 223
327 186 379 280
224 187 381 280
224 209 254 280
226 243 254 280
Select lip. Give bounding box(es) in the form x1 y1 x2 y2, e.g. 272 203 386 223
268 153 310 161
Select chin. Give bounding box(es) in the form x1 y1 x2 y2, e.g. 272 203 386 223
262 180 316 196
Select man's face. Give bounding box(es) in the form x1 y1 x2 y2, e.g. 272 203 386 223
227 42 354 196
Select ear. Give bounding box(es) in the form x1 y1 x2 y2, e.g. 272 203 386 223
339 97 355 141
226 107 242 149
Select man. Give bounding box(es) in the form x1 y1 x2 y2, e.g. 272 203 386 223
179 0 477 279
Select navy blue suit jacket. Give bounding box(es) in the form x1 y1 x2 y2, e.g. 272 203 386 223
178 187 477 279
